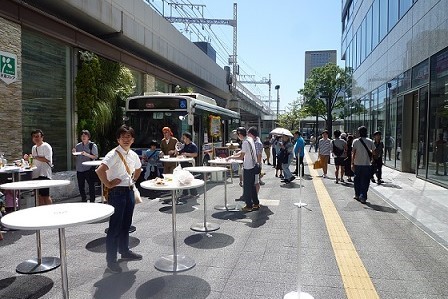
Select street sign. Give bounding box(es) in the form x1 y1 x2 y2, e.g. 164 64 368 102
0 51 17 85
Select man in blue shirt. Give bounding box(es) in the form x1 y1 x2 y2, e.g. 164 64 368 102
177 132 198 197
293 131 305 177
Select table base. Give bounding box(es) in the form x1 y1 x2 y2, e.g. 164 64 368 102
190 222 220 232
154 254 195 272
214 204 238 211
16 257 61 274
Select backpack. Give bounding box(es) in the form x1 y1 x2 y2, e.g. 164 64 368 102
332 140 344 157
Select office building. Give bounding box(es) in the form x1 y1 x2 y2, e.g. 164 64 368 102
341 0 448 187
304 50 337 80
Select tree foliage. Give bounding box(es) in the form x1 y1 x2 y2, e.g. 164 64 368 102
277 99 304 131
298 63 351 132
75 51 135 155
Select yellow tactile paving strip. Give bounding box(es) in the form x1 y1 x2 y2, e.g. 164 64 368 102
305 154 380 299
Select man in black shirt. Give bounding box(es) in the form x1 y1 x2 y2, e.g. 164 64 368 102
177 132 198 197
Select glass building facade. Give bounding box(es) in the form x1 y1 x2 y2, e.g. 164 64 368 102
342 0 448 187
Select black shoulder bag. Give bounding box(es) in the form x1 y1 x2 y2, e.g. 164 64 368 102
247 140 261 174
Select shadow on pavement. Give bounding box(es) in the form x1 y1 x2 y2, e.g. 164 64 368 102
86 236 140 253
0 229 34 246
135 275 210 299
364 202 398 213
0 275 53 299
211 210 246 221
245 205 274 228
379 182 402 189
184 232 234 249
93 270 137 299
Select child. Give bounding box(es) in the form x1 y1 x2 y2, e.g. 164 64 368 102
144 140 161 180
371 131 384 184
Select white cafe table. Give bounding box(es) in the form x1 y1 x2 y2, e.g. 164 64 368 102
0 179 70 274
208 158 243 184
160 156 194 166
0 166 34 211
140 178 204 272
1 202 114 299
184 166 227 231
81 160 104 203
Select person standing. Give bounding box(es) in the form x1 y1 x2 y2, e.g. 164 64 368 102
371 131 385 184
318 130 331 178
177 132 198 197
344 135 355 182
293 132 305 177
248 127 263 191
280 135 295 183
227 127 260 212
263 136 271 165
351 126 375 204
271 135 277 168
24 129 53 205
309 135 316 152
332 130 347 183
96 125 142 273
160 127 178 174
73 130 98 203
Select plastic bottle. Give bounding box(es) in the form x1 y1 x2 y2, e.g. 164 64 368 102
29 154 34 167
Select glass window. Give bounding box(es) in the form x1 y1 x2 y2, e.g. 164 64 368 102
428 48 448 185
371 89 379 135
379 0 388 41
412 59 429 87
22 30 72 172
395 95 403 171
399 0 412 18
389 0 399 30
360 19 365 63
372 0 380 48
356 29 361 68
366 7 373 55
377 85 387 135
397 70 411 94
417 86 428 177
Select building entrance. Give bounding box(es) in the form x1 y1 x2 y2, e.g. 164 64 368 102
401 90 420 173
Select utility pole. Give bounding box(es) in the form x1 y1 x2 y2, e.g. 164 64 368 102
238 74 272 112
275 85 280 121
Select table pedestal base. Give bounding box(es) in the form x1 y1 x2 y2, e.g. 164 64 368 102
154 254 195 272
16 257 61 274
190 222 220 232
214 204 238 211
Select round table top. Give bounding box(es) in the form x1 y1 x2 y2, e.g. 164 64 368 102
183 166 227 173
82 160 102 167
140 178 204 191
208 159 243 165
1 202 114 230
0 166 34 173
160 157 194 163
0 179 70 190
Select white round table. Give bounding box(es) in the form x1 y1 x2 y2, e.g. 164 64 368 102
0 179 70 274
82 160 104 203
140 178 204 273
1 202 114 299
184 166 227 231
160 157 194 165
208 159 243 210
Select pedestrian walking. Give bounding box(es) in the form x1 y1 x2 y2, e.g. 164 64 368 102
95 125 143 273
73 130 98 203
263 136 271 165
280 135 295 183
318 130 331 178
344 134 354 182
248 127 264 190
351 126 375 203
332 130 347 183
293 132 305 177
309 134 316 152
371 131 384 184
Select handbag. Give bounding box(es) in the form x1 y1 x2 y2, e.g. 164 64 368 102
115 150 143 204
247 139 261 174
313 159 323 169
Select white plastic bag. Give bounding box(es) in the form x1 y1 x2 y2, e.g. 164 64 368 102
133 185 142 204
173 165 194 185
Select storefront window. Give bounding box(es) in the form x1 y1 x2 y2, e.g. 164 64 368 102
412 59 429 88
377 85 386 135
417 86 429 177
22 30 72 171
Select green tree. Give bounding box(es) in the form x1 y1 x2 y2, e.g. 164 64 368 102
277 98 303 131
299 63 351 133
75 51 135 155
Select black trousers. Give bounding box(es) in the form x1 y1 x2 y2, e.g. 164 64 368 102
371 158 383 180
295 156 304 176
77 170 96 202
272 147 277 167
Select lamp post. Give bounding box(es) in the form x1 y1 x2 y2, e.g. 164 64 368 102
275 85 280 121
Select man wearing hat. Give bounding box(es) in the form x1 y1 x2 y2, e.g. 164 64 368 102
160 127 178 174
73 130 98 202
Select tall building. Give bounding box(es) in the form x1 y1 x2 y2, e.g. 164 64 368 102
304 50 337 80
341 0 448 188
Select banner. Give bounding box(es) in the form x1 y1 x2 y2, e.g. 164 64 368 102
209 115 221 138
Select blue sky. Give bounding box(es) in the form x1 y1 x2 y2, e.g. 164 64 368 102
153 0 343 110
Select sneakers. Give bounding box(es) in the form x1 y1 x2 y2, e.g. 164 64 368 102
340 178 345 183
235 197 245 202
289 176 296 182
377 179 384 184
241 205 253 212
353 195 359 200
335 178 339 184
359 196 367 204
259 180 266 186
371 178 376 183
347 177 353 182
107 261 122 273
252 204 261 211
121 251 142 261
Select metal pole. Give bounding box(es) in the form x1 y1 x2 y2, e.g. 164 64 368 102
171 190 177 268
203 178 207 229
59 228 69 299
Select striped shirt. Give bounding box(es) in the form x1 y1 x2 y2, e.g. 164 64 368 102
318 138 332 155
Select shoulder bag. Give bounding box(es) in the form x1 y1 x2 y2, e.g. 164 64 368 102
115 150 143 204
359 138 373 161
247 140 261 174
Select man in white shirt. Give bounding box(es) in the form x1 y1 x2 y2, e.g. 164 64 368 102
227 127 260 212
96 125 142 273
351 126 375 203
24 129 53 205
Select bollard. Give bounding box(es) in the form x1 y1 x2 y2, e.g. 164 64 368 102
284 174 314 299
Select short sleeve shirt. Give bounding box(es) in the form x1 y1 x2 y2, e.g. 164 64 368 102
32 142 52 179
101 146 142 186
319 138 332 155
254 137 263 157
352 137 375 166
294 137 305 157
75 141 99 172
179 142 198 155
332 138 347 158
242 137 256 169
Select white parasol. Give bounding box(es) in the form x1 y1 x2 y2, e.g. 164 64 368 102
270 128 293 137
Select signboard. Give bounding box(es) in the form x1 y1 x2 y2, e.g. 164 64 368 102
0 51 17 85
209 115 221 138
